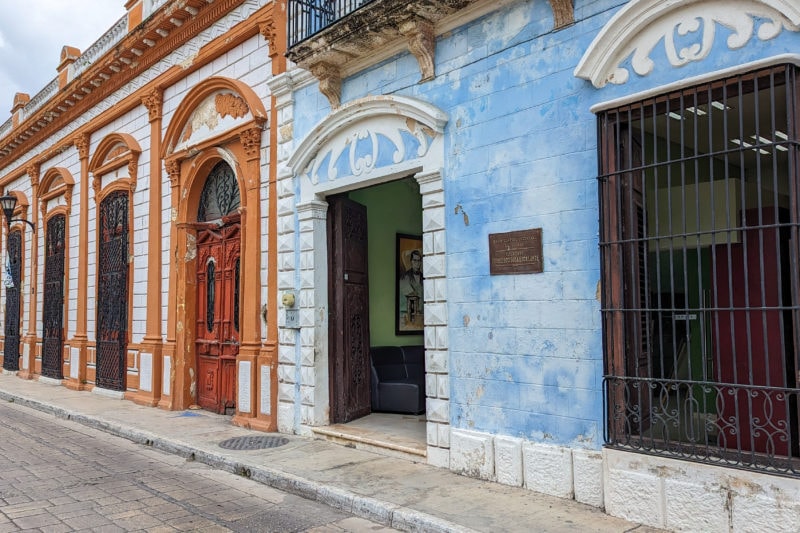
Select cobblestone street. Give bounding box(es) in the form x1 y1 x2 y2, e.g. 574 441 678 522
0 400 394 532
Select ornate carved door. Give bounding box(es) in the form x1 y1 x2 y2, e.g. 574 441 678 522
96 191 129 391
328 195 371 423
196 222 240 413
42 214 65 379
194 161 241 414
3 230 22 371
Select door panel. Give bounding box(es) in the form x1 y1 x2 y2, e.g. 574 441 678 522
3 230 22 371
195 222 240 413
42 215 65 380
328 195 371 423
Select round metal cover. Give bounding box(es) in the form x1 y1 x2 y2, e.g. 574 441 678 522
219 435 289 450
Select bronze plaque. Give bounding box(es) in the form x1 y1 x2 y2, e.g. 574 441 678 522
489 229 543 275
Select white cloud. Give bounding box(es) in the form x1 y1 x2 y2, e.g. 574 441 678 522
0 1 125 116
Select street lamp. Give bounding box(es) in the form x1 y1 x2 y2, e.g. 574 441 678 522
0 195 35 231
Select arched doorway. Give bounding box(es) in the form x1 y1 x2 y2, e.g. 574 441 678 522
3 229 22 371
96 190 130 391
194 161 241 414
41 214 66 380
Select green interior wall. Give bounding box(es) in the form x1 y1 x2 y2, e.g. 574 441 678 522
349 178 423 346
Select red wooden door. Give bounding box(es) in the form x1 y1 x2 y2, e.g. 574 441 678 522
328 195 371 423
195 220 240 414
713 208 790 455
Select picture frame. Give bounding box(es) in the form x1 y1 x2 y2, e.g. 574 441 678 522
396 233 423 335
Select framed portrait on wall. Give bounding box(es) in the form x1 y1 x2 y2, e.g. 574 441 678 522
396 233 423 335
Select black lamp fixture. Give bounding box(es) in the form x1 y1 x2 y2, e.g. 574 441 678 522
0 194 35 231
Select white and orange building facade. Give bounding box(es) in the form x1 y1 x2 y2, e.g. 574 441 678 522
0 0 285 433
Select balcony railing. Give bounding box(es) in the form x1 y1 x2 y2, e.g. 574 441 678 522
288 0 375 47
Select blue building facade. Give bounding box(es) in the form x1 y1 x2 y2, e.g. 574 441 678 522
274 0 800 529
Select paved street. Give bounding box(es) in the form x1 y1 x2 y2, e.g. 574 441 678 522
0 400 395 532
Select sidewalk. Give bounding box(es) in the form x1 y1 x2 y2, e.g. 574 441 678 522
0 373 660 532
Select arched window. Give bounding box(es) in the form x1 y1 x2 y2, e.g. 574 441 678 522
197 162 240 222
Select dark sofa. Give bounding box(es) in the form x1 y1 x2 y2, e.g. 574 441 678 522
369 345 426 414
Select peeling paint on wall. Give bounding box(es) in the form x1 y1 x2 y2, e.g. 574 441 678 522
185 233 197 261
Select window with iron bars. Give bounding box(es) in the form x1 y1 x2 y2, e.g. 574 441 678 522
598 64 800 476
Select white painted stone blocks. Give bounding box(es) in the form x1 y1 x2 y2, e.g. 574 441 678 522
426 421 438 446
277 401 294 434
422 206 445 232
605 467 664 527
605 448 800 532
523 442 573 499
495 436 523 487
664 479 728 533
425 350 448 373
424 303 447 326
278 382 294 403
437 424 449 447
450 429 495 480
427 446 450 469
426 398 449 423
572 449 603 508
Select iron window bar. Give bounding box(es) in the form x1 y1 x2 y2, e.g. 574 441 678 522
598 64 800 477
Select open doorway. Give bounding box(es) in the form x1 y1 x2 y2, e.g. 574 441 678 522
325 177 427 455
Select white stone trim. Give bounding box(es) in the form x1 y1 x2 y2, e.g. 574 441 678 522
589 53 800 113
575 0 800 88
288 95 448 176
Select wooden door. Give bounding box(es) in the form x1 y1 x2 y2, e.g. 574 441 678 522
328 195 371 423
195 221 240 414
3 230 22 371
713 208 791 455
42 214 65 380
96 191 129 391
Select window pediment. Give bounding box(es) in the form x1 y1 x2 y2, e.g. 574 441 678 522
574 0 800 88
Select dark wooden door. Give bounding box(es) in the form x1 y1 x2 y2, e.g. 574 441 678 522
195 221 240 414
3 230 22 371
96 191 129 391
328 195 371 423
42 214 65 379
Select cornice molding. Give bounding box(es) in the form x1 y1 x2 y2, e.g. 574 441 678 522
0 0 252 168
575 0 800 88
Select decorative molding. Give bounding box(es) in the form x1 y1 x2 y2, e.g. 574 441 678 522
74 134 90 160
289 95 448 180
309 63 342 110
215 93 249 119
141 88 163 122
239 126 263 159
548 0 573 29
574 0 800 88
26 164 40 188
165 159 181 188
399 18 436 82
259 19 278 56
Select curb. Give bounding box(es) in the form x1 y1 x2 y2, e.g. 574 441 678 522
0 388 475 533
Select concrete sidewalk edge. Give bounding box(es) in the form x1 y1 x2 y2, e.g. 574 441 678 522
0 388 475 533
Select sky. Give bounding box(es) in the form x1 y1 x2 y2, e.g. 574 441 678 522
0 1 127 118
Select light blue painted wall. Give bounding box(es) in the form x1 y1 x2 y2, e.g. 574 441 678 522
291 0 800 449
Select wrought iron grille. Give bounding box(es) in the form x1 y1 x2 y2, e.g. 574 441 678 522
42 214 65 380
599 64 800 476
287 0 374 47
206 260 215 332
197 162 240 222
3 230 22 371
234 257 240 333
97 191 129 391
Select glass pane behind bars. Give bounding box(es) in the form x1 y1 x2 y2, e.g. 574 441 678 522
599 65 800 475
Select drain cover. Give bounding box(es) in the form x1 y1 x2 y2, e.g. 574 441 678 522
219 435 289 450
